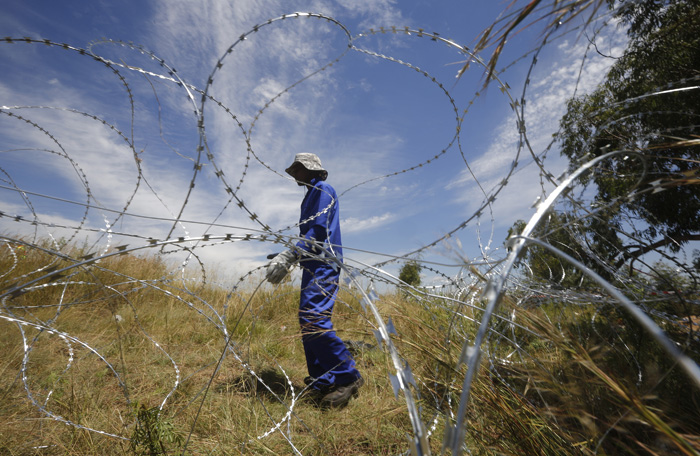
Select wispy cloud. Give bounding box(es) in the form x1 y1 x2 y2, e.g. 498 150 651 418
1 1 628 278
447 21 628 230
342 212 395 233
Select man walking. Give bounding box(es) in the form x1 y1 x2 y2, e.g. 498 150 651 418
266 153 363 407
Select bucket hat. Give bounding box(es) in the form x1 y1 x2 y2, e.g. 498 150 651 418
285 153 328 180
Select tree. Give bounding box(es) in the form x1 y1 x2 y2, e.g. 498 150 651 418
507 212 603 287
398 260 422 287
557 0 700 267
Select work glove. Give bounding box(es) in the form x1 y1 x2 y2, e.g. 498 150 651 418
265 249 297 284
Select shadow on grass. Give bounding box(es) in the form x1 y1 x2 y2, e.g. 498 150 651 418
216 367 293 401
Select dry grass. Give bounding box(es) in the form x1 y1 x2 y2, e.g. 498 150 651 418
1 240 699 455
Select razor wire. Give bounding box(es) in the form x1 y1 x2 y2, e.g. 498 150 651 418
1 5 700 456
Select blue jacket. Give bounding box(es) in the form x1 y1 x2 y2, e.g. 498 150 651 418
295 178 343 262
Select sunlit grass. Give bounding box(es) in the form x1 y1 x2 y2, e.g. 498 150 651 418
1 240 699 454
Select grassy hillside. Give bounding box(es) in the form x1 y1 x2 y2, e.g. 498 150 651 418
1 240 699 455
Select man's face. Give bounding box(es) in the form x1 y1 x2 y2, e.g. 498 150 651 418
289 163 313 185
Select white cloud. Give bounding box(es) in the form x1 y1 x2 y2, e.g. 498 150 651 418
447 19 628 231
342 212 394 233
336 0 405 29
1 1 631 280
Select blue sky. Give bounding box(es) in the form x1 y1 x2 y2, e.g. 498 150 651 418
1 1 628 285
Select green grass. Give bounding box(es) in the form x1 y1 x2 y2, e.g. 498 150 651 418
1 240 699 454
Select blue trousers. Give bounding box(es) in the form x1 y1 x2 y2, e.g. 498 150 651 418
299 261 360 390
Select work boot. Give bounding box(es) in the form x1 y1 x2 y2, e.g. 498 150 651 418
301 377 332 405
301 387 324 405
321 377 364 408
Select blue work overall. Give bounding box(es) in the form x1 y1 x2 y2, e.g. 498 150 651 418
296 178 361 390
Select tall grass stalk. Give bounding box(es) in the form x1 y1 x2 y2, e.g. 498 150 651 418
1 240 698 454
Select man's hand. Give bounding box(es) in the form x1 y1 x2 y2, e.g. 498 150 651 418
265 249 297 284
